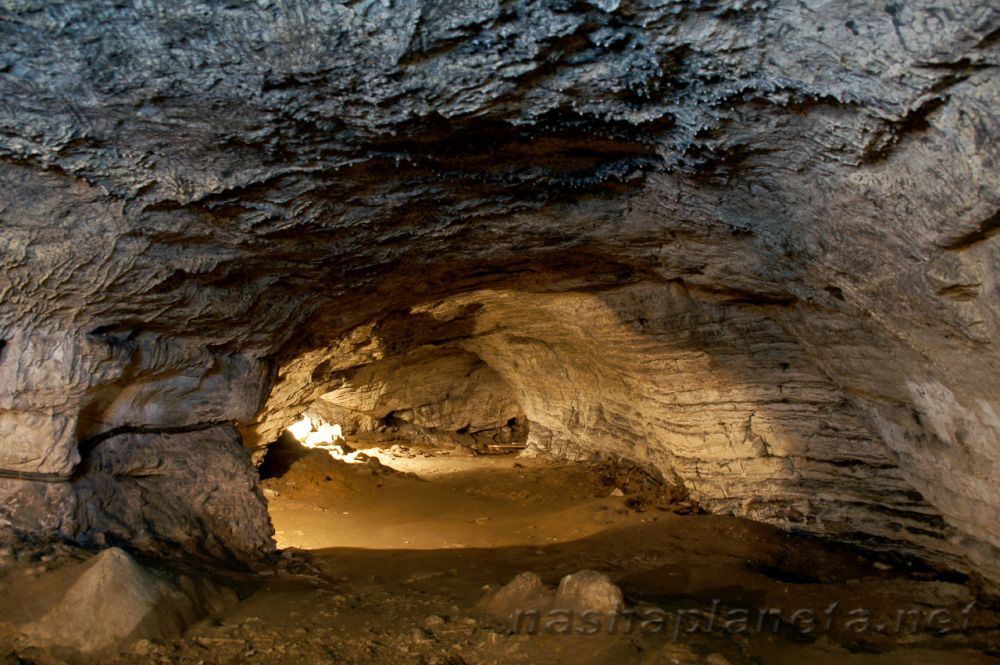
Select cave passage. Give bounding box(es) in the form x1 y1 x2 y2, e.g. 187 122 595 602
1 1 1000 663
261 431 631 552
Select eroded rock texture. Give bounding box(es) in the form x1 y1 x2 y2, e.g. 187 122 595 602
0 425 273 565
300 347 527 452
0 1 998 581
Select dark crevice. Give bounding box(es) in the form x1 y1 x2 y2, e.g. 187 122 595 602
821 459 900 470
88 326 140 349
862 95 950 163
937 283 981 301
824 285 845 301
257 431 314 481
974 24 1000 51
668 278 798 306
939 209 1000 250
74 420 233 466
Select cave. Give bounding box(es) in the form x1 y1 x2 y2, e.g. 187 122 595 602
1 1 999 663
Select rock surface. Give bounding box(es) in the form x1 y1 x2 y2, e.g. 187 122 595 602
480 569 624 624
0 1 998 584
7 547 236 659
289 347 526 452
554 570 624 615
479 571 549 623
0 425 275 565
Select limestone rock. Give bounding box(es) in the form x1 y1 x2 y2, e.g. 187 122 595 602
554 570 623 616
0 426 275 566
12 547 237 659
320 348 521 433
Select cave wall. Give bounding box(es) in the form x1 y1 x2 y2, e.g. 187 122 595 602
280 346 526 451
0 425 273 564
0 329 274 563
315 347 522 436
0 1 997 579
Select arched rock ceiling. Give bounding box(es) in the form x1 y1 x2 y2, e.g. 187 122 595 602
0 1 999 582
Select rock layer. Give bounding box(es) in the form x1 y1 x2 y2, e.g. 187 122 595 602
0 2 998 582
0 425 274 565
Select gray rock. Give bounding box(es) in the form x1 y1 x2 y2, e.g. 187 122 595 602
554 570 623 615
0 426 275 565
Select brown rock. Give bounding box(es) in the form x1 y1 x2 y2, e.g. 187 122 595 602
478 572 550 622
0 0 998 587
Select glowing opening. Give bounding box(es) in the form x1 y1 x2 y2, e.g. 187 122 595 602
287 416 313 442
306 422 344 447
285 416 366 462
287 416 344 447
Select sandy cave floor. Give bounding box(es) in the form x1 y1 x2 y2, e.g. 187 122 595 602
5 444 1000 665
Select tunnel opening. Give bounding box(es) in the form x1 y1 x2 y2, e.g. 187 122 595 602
246 283 970 563
223 291 996 663
256 343 547 551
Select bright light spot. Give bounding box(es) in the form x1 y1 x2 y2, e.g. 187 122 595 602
287 416 313 442
287 417 343 447
286 416 368 462
305 422 343 447
327 445 366 464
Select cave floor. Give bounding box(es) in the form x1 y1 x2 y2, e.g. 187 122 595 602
264 445 663 551
12 446 1000 665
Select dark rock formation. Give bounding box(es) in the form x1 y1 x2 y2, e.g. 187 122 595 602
1 425 274 564
0 1 998 583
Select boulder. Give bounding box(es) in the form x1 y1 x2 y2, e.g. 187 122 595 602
12 547 237 660
478 572 550 622
554 570 624 616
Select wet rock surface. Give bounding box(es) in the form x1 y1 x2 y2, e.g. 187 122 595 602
0 0 998 592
